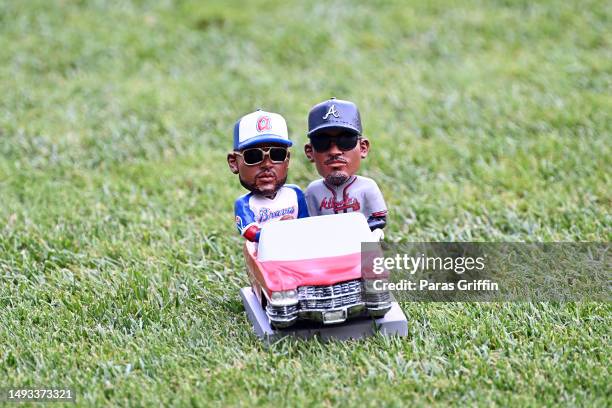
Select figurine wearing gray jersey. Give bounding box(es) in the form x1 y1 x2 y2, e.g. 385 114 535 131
304 98 387 231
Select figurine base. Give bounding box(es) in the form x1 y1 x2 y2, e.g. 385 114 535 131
240 287 408 343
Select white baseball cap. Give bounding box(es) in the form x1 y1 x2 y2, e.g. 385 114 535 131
233 109 292 150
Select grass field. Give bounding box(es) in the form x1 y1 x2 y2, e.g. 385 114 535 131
0 0 610 406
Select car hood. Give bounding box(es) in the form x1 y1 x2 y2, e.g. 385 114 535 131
256 252 362 292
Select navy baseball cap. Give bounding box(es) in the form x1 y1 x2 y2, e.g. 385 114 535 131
307 98 362 138
233 110 293 150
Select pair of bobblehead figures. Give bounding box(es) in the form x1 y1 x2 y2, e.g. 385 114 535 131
227 98 387 242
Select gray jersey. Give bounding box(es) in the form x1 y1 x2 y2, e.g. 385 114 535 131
305 175 387 218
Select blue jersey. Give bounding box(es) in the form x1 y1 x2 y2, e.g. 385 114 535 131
234 184 309 242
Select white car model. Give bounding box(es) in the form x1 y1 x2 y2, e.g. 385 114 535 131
242 212 391 328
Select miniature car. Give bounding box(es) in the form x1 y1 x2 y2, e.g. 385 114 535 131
243 212 392 328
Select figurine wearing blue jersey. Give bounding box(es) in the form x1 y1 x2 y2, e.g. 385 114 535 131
227 110 309 242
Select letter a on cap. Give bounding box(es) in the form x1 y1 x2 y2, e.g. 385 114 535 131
322 104 340 120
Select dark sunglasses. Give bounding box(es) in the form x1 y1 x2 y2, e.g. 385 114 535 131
235 147 289 165
310 134 359 153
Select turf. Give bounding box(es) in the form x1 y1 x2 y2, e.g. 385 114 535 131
0 0 610 406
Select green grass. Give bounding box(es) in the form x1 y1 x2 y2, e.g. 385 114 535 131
0 0 610 406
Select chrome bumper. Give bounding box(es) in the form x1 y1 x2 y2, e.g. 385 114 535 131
266 279 391 328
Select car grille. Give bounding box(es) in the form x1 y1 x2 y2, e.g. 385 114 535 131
297 279 364 311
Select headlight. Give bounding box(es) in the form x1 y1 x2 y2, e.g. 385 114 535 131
269 290 298 306
271 291 296 301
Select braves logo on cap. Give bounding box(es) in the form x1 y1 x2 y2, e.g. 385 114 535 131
322 105 340 120
256 116 272 132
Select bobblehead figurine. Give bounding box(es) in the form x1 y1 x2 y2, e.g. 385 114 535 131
228 110 309 242
304 98 387 231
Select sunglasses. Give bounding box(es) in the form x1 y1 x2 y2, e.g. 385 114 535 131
235 147 289 165
310 134 359 153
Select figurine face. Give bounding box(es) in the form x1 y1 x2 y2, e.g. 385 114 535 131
227 143 290 198
304 128 369 186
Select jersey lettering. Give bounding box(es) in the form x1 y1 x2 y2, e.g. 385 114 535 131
306 176 387 220
234 185 309 242
319 196 361 213
258 206 295 223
